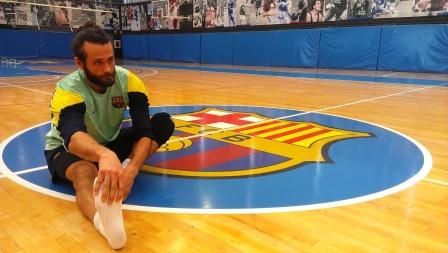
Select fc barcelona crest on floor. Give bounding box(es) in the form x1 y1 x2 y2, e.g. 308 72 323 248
144 108 372 177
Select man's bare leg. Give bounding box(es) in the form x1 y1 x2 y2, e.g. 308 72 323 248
66 160 98 221
66 160 126 249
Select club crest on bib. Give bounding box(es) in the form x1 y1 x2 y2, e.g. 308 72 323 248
111 96 125 108
143 108 373 177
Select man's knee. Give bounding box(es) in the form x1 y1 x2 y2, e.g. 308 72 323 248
151 112 175 146
66 160 97 184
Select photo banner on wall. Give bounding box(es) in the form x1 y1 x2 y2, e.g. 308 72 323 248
15 3 33 26
323 0 348 21
348 0 373 19
0 0 446 30
96 3 120 30
0 2 16 25
123 2 147 31
193 0 225 28
68 0 97 28
0 0 119 30
122 1 185 31
152 1 168 30
35 0 56 27
54 1 70 26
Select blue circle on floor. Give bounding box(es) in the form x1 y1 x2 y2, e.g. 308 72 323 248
0 105 431 213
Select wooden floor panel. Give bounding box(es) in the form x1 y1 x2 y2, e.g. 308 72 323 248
0 64 447 252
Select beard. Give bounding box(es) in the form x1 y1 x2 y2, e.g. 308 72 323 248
84 66 116 90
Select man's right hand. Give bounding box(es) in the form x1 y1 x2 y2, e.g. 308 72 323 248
93 150 123 204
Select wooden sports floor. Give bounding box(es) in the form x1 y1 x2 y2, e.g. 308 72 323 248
0 61 447 252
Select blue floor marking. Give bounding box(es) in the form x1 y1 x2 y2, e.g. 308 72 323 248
0 66 63 77
1 105 431 212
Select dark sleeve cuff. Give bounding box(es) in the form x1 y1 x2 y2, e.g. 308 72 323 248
128 92 155 141
56 103 87 147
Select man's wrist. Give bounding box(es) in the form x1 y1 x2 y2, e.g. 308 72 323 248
127 163 141 177
97 147 114 161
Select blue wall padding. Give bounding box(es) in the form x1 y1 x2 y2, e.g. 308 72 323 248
200 32 233 65
148 34 173 61
122 34 149 60
0 25 447 73
172 34 200 63
270 29 320 68
378 24 448 73
39 32 74 58
233 31 271 66
318 27 381 70
0 30 40 58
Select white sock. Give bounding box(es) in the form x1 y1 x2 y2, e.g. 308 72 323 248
93 212 105 235
121 158 131 169
93 178 127 249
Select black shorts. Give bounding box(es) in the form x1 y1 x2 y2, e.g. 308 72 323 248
44 127 138 183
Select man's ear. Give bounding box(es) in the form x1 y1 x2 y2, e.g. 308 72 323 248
74 57 84 69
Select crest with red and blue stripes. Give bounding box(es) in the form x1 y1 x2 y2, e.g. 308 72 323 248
142 108 371 177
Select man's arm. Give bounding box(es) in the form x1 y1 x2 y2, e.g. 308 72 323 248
117 136 159 200
69 131 114 162
68 131 123 204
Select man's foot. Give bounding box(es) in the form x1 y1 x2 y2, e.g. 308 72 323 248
93 178 127 249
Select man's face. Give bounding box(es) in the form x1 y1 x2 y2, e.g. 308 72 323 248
79 41 116 89
315 0 322 10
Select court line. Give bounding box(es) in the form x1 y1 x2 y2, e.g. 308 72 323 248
14 166 48 175
0 167 48 179
0 81 53 95
381 72 396 78
0 68 156 92
0 75 60 83
0 82 56 88
423 178 448 187
165 83 446 144
131 68 158 77
136 63 446 86
278 76 413 90
8 162 447 188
